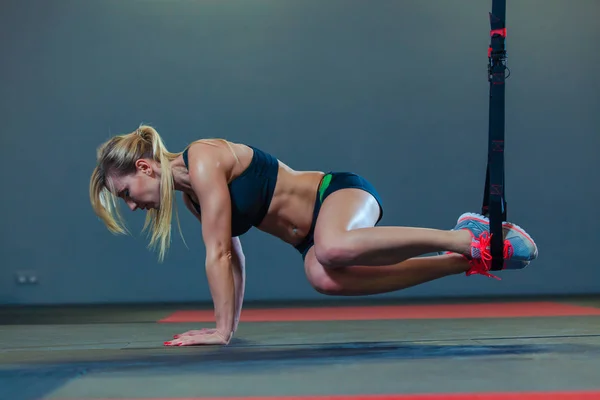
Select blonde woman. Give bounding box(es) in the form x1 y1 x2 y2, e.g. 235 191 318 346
90 125 538 346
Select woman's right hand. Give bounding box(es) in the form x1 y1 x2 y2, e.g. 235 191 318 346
165 329 230 346
172 328 217 339
173 319 239 339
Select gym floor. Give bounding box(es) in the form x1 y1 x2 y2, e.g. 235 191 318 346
2 296 600 400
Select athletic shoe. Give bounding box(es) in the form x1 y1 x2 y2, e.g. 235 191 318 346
452 212 538 279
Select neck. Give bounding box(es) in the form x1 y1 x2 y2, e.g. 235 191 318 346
170 155 195 195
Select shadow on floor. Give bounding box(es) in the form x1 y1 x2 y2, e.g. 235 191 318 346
4 340 599 400
8 339 596 373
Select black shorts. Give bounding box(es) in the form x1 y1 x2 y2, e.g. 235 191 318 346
294 172 384 260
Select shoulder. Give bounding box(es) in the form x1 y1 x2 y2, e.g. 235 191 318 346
185 139 239 176
185 141 230 185
185 140 242 199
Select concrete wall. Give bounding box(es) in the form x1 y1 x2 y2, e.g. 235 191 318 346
1 0 598 305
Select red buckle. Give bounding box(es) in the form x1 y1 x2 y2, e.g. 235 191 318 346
490 28 507 37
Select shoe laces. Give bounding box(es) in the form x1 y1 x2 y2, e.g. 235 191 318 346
466 231 513 280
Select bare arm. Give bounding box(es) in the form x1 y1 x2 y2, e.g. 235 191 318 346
231 236 246 332
187 146 236 340
182 193 246 333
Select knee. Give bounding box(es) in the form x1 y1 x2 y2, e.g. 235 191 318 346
309 271 345 296
305 258 346 296
313 236 356 269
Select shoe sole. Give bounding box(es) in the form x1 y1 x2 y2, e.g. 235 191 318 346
457 212 538 259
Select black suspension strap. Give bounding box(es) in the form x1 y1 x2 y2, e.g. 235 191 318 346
482 0 508 271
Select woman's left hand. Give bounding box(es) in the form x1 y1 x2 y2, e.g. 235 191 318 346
164 330 230 346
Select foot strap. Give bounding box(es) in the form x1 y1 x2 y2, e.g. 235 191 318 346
482 0 508 271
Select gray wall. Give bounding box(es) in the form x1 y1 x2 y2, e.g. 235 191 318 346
1 0 598 305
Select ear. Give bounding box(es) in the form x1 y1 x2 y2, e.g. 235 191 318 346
134 159 153 175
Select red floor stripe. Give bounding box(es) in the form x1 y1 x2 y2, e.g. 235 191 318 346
81 390 600 399
158 301 600 323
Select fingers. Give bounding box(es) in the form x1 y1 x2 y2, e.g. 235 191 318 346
172 328 216 339
164 338 186 346
165 333 207 346
165 336 201 346
164 331 227 346
163 338 204 346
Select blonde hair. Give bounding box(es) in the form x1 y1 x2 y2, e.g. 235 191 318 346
89 125 183 262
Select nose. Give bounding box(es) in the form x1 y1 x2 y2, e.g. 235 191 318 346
126 199 138 211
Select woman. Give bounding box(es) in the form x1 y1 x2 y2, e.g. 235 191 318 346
89 125 538 346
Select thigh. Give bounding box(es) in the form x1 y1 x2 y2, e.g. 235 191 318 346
313 188 380 241
304 188 380 288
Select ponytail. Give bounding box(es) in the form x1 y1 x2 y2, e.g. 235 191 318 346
90 124 185 262
136 125 180 262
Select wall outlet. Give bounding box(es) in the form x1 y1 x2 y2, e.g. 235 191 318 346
15 271 39 285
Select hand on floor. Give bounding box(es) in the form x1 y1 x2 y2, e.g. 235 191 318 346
164 329 230 346
172 328 217 339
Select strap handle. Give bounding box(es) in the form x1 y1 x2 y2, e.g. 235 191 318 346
482 0 508 271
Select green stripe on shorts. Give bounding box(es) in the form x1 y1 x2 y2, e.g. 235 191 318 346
319 174 332 203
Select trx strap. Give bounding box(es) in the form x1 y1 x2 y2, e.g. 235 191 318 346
482 0 508 271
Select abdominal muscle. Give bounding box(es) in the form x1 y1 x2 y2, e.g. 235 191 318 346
255 163 324 247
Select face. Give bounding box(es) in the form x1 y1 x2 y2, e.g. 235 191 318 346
109 160 161 211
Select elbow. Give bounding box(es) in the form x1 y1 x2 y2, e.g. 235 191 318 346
206 245 233 267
